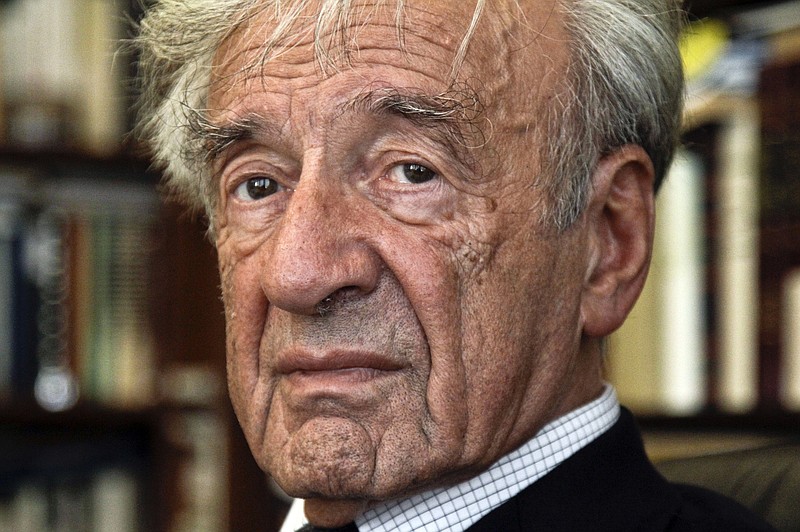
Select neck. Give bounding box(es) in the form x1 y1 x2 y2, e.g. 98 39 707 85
305 499 367 528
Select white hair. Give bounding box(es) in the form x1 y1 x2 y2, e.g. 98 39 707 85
132 0 684 229
553 0 685 227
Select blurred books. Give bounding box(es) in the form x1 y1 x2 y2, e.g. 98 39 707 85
608 0 800 415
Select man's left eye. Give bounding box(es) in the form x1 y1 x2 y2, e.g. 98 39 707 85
233 177 281 201
388 163 438 184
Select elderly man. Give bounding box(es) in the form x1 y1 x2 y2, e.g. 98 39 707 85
134 1 774 530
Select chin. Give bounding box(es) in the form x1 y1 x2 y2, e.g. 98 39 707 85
264 416 379 499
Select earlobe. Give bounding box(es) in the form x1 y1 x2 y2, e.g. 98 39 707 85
581 145 656 338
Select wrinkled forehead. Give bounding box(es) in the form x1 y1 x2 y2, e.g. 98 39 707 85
210 0 568 106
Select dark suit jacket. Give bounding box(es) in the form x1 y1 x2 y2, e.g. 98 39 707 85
467 408 776 531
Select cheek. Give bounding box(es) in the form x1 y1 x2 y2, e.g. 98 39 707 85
217 234 273 445
377 219 502 454
460 231 587 446
218 235 269 359
446 221 568 450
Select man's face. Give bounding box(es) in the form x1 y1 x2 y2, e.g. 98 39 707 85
211 0 602 506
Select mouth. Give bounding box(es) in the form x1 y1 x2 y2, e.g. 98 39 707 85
276 348 405 389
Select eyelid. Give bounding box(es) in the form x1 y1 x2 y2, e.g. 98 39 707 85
367 131 458 181
222 152 293 190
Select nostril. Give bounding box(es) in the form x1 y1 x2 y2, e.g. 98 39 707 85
316 295 335 316
315 286 363 316
336 285 363 301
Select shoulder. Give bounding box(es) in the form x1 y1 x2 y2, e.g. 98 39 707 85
468 407 776 532
664 483 777 532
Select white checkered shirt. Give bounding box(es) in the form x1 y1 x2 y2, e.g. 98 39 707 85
280 385 620 532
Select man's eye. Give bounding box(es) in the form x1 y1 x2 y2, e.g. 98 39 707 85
388 163 438 184
233 177 280 201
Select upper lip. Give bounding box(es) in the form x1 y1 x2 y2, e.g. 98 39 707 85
275 348 405 375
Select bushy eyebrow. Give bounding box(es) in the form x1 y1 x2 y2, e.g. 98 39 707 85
191 84 486 167
344 84 486 157
188 111 277 164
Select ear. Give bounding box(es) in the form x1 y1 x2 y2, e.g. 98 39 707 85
580 145 656 338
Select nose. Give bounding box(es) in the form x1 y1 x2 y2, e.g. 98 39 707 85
260 177 381 315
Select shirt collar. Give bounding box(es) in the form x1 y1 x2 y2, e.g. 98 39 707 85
281 385 620 532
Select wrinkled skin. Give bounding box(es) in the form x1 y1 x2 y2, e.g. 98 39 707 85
209 0 655 527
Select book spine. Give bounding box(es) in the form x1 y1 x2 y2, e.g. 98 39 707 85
659 150 708 415
781 268 800 410
11 211 39 400
715 100 761 413
0 200 22 397
29 209 79 412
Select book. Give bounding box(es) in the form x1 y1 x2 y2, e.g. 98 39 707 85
0 170 159 407
656 149 708 414
91 468 138 532
0 467 140 532
714 99 761 413
781 268 800 410
0 197 21 397
29 209 79 412
1 0 126 152
10 209 39 400
759 59 800 410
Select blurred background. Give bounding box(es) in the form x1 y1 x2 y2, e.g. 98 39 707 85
0 0 798 530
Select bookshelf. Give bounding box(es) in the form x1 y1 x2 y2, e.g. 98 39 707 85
0 143 291 531
608 0 800 458
0 147 268 531
0 149 169 530
0 402 165 531
0 1 213 528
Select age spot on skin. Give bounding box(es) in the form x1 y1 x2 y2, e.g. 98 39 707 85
455 239 494 279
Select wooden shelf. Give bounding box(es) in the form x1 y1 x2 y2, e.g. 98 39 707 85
638 409 800 434
685 0 780 18
0 400 160 429
0 143 158 184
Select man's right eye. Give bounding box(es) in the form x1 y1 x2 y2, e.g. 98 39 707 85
233 177 280 201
